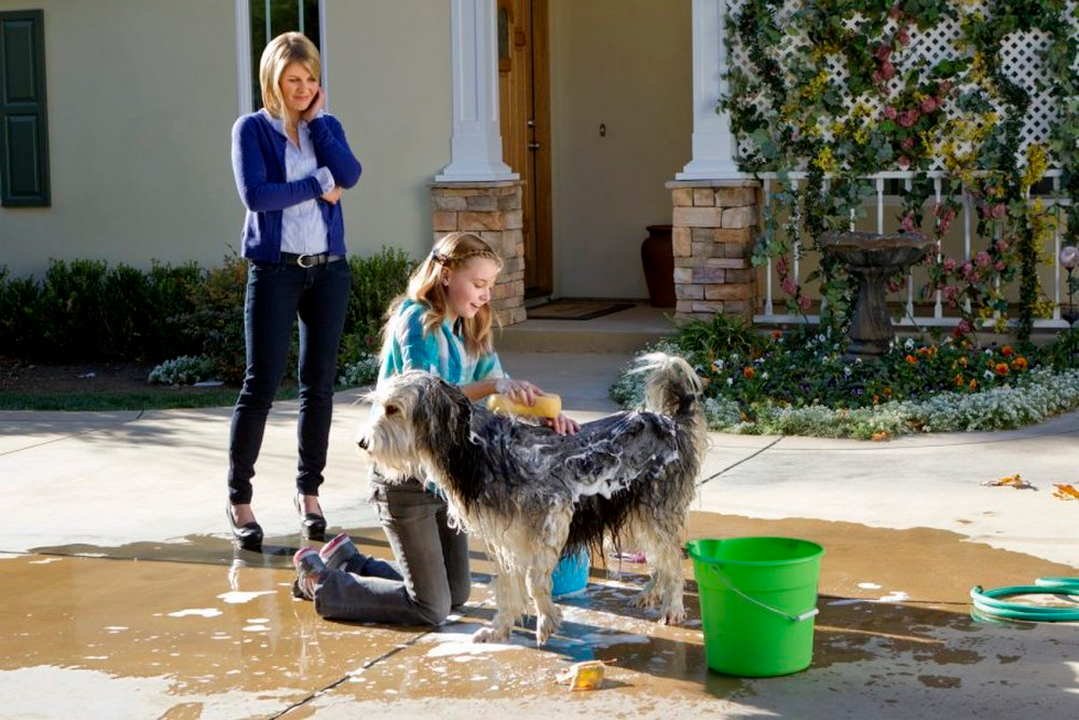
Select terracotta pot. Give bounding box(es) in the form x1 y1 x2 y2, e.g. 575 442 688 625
641 224 675 308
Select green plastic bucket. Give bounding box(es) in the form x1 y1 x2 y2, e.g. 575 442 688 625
687 537 824 677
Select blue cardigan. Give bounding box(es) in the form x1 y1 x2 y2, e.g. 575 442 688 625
231 109 362 262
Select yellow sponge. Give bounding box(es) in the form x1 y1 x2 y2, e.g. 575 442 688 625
486 392 561 419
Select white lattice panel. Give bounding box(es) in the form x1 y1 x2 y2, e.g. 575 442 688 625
727 0 1078 171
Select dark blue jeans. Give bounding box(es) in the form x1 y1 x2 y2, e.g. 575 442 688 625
227 258 351 505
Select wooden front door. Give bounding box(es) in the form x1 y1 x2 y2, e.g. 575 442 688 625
497 0 552 297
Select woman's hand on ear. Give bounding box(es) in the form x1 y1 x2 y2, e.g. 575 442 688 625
302 87 326 123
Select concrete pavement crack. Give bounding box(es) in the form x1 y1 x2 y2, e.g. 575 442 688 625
696 435 785 487
270 630 434 719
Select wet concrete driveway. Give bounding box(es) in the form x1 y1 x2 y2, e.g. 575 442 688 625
2 513 1076 719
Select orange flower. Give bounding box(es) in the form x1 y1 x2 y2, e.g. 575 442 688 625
1001 345 1014 357
872 394 880 405
1011 356 1028 371
883 387 893 398
994 362 1009 376
958 356 969 367
743 366 756 380
954 373 965 387
771 330 783 340
968 378 978 391
905 354 918 365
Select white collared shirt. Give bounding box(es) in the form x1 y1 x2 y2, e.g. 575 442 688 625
262 109 334 256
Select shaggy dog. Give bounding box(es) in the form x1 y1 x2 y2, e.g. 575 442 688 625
357 353 706 646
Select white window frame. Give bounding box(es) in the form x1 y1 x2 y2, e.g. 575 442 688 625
235 0 328 115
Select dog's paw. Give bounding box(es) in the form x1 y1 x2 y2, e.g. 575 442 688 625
472 626 508 644
661 606 687 625
535 614 559 647
634 589 661 610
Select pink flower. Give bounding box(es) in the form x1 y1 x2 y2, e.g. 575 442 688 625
875 44 893 61
938 80 953 94
781 277 797 295
957 319 973 335
961 262 974 280
898 109 920 128
900 211 916 231
776 255 789 277
880 61 896 80
901 137 915 151
943 257 957 273
941 207 957 223
889 5 903 20
897 29 910 46
920 97 938 113
943 285 959 304
1061 245 1079 269
898 156 912 171
995 239 1009 253
798 294 813 312
970 271 981 283
884 106 898 120
975 251 991 267
872 70 884 85
994 261 1006 271
991 202 1007 219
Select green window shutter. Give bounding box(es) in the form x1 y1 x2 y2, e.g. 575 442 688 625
1 9 49 207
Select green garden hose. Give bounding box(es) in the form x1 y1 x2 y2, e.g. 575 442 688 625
970 577 1079 622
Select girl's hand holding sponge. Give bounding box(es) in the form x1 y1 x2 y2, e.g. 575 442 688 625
490 378 579 436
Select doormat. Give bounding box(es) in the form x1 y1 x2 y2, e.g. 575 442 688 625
526 300 635 321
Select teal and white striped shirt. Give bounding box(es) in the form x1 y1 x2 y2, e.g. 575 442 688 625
378 299 505 387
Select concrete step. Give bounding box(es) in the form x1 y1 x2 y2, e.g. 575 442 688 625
494 304 677 354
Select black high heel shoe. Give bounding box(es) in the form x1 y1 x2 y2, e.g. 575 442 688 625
227 502 263 551
295 494 327 541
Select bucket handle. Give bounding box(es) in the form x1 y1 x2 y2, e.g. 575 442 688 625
706 564 819 623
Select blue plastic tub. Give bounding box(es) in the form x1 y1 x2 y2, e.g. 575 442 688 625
551 548 590 596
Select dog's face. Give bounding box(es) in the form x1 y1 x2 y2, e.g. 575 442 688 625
356 371 472 477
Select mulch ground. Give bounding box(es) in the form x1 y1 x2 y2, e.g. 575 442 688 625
0 357 236 396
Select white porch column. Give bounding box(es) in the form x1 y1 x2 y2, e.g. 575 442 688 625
436 0 517 181
676 0 744 180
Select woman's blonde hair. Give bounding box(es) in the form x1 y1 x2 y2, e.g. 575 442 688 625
382 232 504 358
258 32 321 121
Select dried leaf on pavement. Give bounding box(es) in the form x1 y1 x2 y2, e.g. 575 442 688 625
981 474 1036 490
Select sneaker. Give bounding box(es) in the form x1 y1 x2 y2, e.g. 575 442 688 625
292 547 325 600
319 532 359 570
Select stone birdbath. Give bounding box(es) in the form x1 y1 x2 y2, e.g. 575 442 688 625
819 231 934 359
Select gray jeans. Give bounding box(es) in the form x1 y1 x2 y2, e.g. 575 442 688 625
313 478 471 625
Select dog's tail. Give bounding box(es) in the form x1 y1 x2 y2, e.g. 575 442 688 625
632 352 704 419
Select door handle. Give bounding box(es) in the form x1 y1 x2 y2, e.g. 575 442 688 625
528 142 541 150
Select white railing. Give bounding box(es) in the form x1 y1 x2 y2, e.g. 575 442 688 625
753 170 1073 331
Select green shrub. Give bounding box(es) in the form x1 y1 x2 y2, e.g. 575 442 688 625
148 355 218 385
0 248 415 384
340 248 417 364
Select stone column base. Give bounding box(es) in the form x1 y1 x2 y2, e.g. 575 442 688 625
666 180 762 324
430 181 527 326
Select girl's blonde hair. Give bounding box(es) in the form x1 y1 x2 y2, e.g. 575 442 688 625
258 32 321 121
383 232 504 358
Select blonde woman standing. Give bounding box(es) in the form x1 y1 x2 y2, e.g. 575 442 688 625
227 32 362 550
291 232 578 626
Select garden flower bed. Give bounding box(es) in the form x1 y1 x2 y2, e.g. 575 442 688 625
610 316 1079 440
